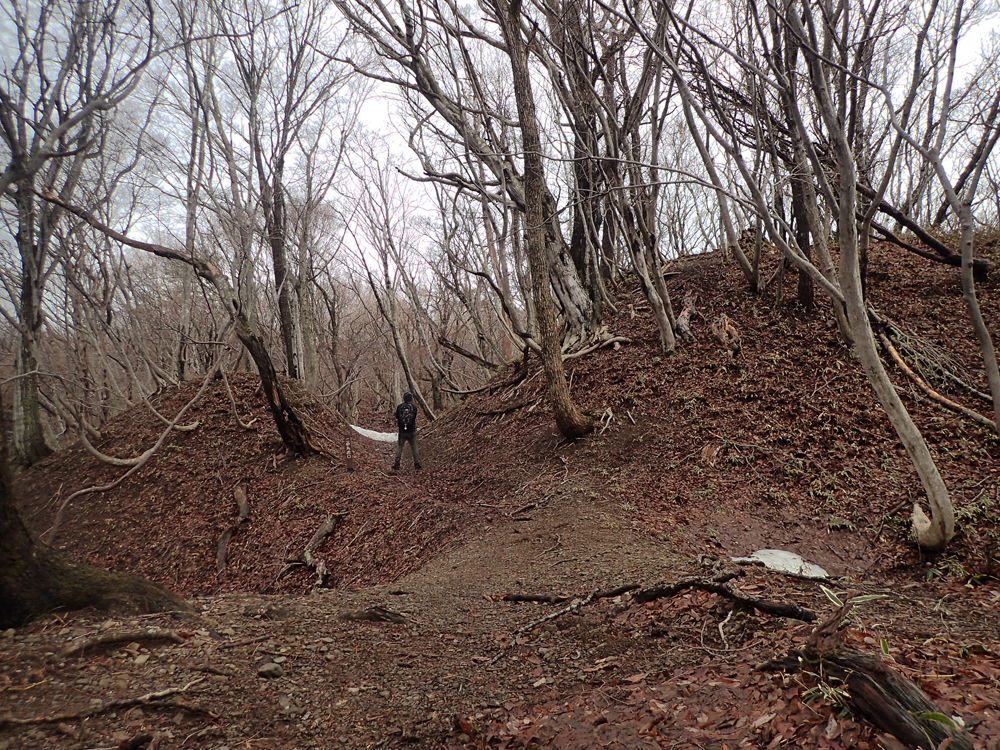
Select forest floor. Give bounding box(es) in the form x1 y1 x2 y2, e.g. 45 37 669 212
4 239 1000 750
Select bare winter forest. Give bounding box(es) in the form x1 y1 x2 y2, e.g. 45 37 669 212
2 0 1000 747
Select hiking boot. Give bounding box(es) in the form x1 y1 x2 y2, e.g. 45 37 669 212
391 463 400 471
415 463 422 470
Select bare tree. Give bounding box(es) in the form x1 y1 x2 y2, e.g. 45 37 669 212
210 0 353 380
490 0 592 439
0 0 156 468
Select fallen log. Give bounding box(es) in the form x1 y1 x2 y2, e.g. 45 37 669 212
760 601 973 750
216 484 251 579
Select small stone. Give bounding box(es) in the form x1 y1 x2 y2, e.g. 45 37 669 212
127 642 142 651
380 690 391 698
135 654 150 665
258 663 284 679
273 656 287 664
0 629 14 639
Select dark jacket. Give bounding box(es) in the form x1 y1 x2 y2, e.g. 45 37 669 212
395 402 418 434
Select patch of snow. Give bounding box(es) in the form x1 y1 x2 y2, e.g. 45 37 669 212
731 549 829 579
350 425 398 443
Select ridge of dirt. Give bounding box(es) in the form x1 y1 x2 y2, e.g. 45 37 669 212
5 240 1000 749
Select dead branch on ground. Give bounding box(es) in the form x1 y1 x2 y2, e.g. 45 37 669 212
879 333 996 432
876 314 992 402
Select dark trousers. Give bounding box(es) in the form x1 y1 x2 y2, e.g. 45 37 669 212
394 431 420 466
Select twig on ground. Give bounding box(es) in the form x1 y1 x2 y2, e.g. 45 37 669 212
217 635 270 650
489 590 598 666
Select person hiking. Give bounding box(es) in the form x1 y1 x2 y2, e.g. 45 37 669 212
392 392 421 470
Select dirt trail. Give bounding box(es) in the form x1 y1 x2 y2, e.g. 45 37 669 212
7 488 997 750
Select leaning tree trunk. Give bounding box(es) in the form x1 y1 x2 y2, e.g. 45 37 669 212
0 389 190 629
494 0 592 440
36 190 316 457
795 16 954 549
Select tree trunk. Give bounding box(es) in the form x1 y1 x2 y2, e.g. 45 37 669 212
0 389 190 629
12 182 52 469
793 9 954 549
494 0 592 440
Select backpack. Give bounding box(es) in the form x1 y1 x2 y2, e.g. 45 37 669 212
397 402 417 433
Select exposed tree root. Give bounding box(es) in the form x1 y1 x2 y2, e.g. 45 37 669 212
261 514 345 592
676 291 702 343
221 368 259 430
633 573 817 621
338 607 407 623
489 590 599 665
0 678 207 730
42 361 222 544
61 628 186 658
488 572 814 666
562 334 632 362
216 484 251 579
760 601 974 750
